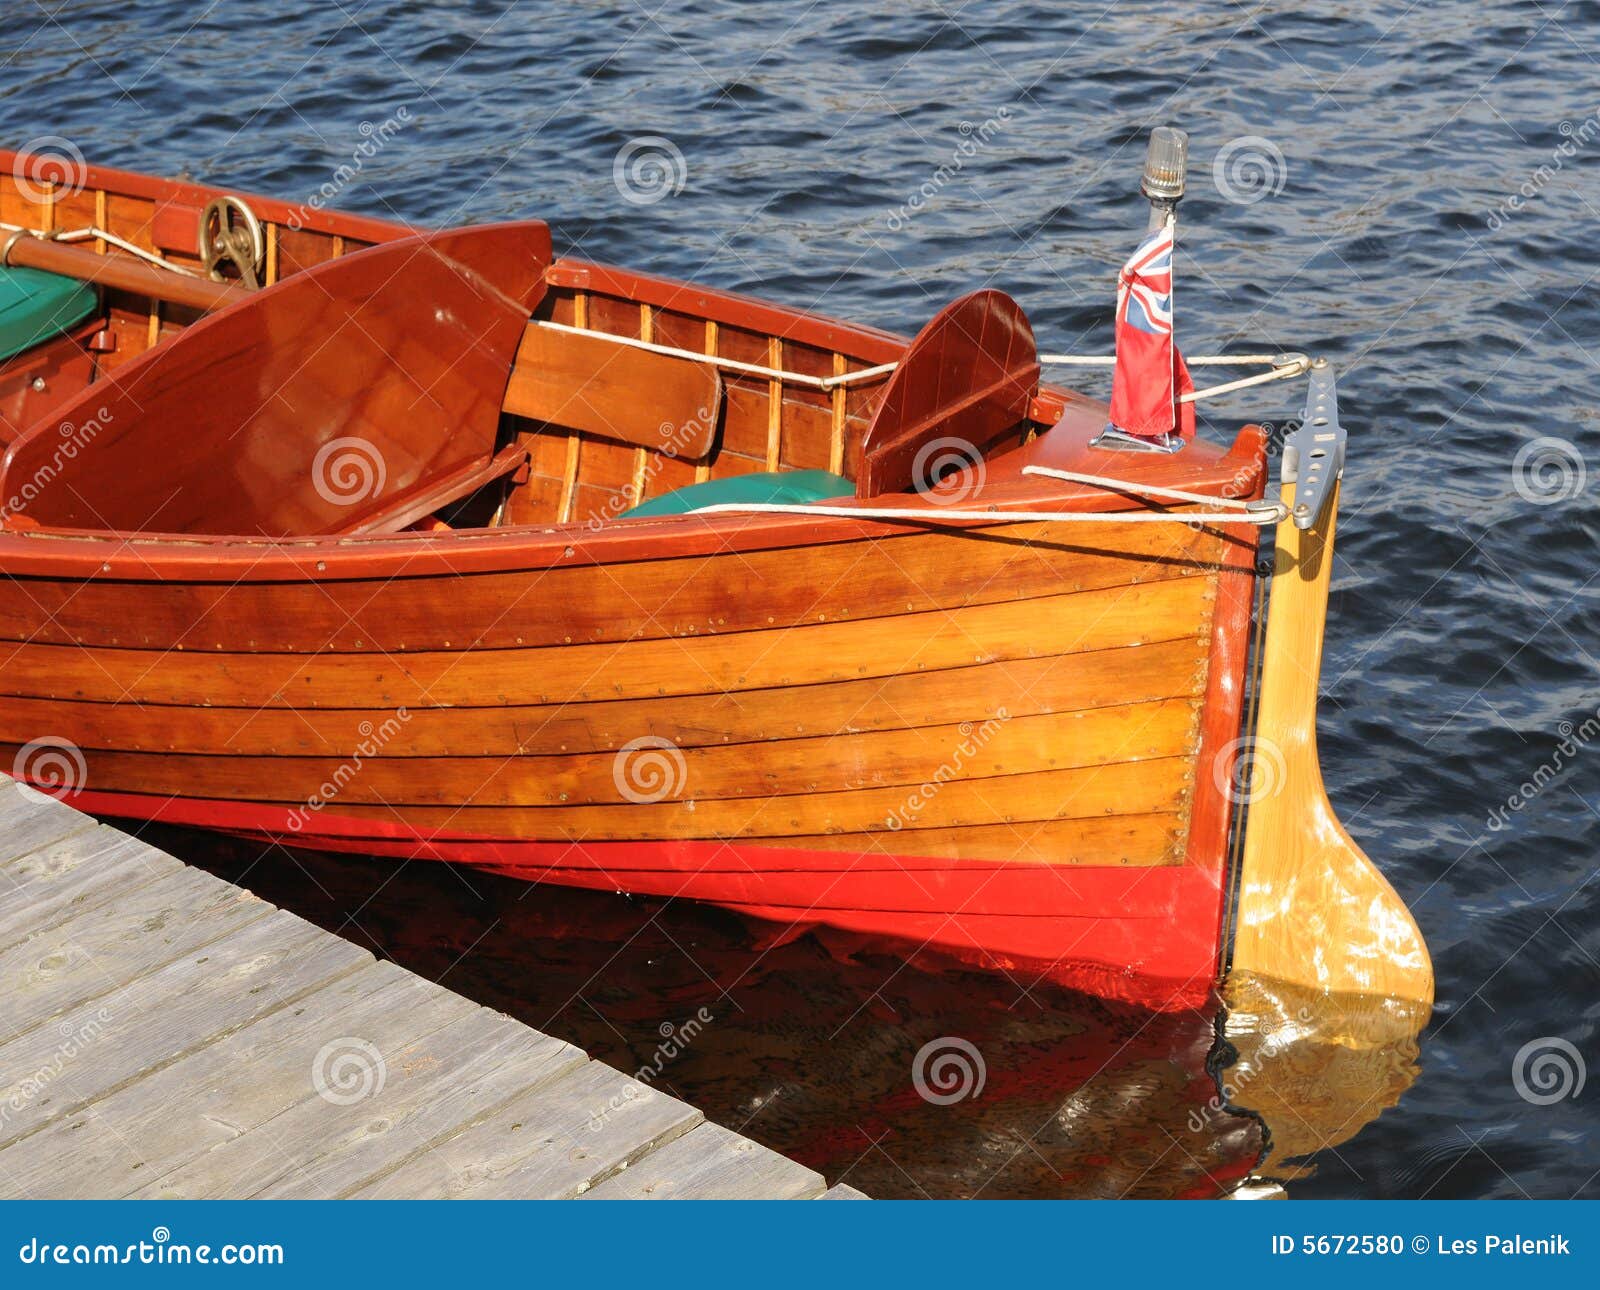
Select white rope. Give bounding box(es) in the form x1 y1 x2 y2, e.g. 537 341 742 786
1020 465 1262 511
1037 352 1312 405
1039 353 1295 366
539 319 1314 405
532 320 897 390
0 221 204 277
689 500 1285 526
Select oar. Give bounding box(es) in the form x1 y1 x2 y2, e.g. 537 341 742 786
1 228 249 313
1229 361 1434 1009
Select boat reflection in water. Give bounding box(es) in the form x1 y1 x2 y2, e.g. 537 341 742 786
1217 972 1428 1189
154 826 1271 1199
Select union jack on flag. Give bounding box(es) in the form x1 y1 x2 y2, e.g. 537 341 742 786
1108 222 1195 440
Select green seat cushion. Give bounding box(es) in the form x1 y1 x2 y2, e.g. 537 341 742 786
621 469 853 518
0 265 97 362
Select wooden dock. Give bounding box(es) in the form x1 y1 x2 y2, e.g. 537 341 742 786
0 781 866 1200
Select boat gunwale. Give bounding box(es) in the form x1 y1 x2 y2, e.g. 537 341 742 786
0 454 1269 581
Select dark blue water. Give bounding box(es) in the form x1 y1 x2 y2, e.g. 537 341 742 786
5 0 1596 1198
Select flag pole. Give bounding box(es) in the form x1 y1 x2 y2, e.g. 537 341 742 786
1097 126 1192 453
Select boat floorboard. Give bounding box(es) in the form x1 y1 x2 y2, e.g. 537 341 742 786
0 780 853 1201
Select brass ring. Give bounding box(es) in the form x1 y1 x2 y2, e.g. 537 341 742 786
0 229 27 267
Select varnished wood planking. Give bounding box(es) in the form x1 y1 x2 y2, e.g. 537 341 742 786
0 577 1216 709
502 323 721 458
0 521 1225 652
0 637 1209 756
11 696 1197 811
778 813 1188 865
3 159 977 531
251 754 1194 844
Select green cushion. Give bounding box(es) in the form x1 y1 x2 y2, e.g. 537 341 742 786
622 469 853 518
0 265 97 362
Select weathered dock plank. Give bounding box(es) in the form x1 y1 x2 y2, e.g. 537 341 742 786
354 1059 703 1199
0 826 176 950
0 863 273 1039
584 1121 827 1199
0 910 368 1155
0 782 97 864
0 961 414 1198
249 1014 586 1199
0 783 863 1199
139 997 586 1199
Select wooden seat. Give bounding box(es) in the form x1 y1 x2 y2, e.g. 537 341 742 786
503 323 721 460
0 222 551 537
855 289 1039 498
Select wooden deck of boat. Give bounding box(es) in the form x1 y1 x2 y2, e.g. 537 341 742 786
0 781 866 1200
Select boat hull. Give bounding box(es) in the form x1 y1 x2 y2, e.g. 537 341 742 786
1 502 1259 1010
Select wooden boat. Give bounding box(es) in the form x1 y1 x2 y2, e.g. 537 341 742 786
0 142 1432 1012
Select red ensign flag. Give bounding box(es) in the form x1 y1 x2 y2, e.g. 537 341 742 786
1108 223 1196 440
